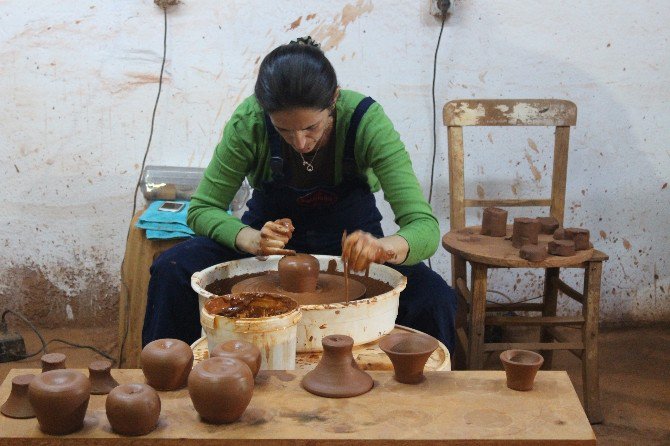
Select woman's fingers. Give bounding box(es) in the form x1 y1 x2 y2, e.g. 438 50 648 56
259 218 295 256
342 231 391 272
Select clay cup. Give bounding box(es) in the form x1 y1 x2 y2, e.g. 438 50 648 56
500 349 544 391
379 332 439 384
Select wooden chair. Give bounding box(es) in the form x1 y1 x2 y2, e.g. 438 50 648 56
441 99 607 423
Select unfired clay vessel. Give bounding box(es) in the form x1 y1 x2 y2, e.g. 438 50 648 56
41 352 67 372
538 216 560 235
188 357 254 424
548 240 576 256
481 207 508 237
500 349 544 391
278 253 320 293
553 228 566 240
88 360 119 395
301 335 373 398
28 369 91 435
565 227 590 250
141 339 193 391
512 218 540 248
1 374 35 419
210 339 262 378
106 383 161 436
379 332 438 384
519 244 548 262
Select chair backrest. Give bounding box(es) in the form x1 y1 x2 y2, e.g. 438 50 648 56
443 99 577 231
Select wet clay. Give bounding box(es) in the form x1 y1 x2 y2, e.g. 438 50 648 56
301 335 373 398
537 216 560 234
481 207 508 237
548 240 576 256
41 352 66 372
210 339 262 378
204 292 298 318
28 369 91 435
141 339 194 391
88 360 119 395
106 383 161 436
564 227 591 250
379 333 438 384
500 349 544 391
1 374 35 419
553 228 566 240
519 244 548 262
278 253 320 293
511 218 540 248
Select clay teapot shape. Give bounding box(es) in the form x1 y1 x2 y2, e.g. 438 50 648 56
379 332 438 384
88 360 119 395
210 339 262 378
1 374 36 419
188 356 254 424
106 383 161 436
28 369 91 435
500 349 544 391
278 253 319 293
141 338 193 391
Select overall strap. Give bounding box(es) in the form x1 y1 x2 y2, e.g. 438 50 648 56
343 96 376 176
264 113 286 182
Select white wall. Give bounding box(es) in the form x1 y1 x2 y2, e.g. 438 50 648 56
1 0 668 326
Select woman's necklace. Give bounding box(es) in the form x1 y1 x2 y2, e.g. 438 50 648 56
297 116 333 172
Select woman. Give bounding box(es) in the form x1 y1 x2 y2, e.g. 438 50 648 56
142 37 457 354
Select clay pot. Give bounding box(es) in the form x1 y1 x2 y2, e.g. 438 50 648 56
28 369 91 435
41 352 67 372
278 253 320 293
88 360 119 395
538 216 560 235
106 383 161 436
548 239 576 256
553 228 566 240
379 333 439 384
188 357 254 424
564 227 590 250
141 338 194 391
519 244 548 262
511 218 540 248
301 335 373 398
1 374 35 419
210 340 262 378
500 349 544 391
480 207 508 237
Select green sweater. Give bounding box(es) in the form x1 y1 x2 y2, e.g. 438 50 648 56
187 90 439 265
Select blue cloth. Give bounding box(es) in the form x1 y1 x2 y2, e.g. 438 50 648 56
136 201 194 240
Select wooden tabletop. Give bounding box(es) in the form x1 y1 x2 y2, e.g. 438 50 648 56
0 368 595 445
442 226 594 268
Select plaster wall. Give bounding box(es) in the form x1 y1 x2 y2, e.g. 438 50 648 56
0 0 668 327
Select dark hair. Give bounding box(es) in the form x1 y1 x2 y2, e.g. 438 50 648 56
254 38 338 113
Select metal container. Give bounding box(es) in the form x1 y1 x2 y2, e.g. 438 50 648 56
191 255 407 353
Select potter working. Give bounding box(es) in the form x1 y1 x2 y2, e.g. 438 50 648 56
142 36 457 355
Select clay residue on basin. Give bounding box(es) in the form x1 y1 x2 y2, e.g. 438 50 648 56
204 293 298 318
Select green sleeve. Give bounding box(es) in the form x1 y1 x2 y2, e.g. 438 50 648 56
356 102 440 265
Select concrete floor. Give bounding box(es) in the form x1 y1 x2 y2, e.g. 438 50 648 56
1 324 668 444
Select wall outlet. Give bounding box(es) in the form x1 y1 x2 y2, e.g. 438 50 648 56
430 0 452 18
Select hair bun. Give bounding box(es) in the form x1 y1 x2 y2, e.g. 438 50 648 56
289 36 321 49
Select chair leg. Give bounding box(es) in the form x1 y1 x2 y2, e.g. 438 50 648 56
583 261 604 424
468 263 488 370
540 268 560 369
452 255 468 370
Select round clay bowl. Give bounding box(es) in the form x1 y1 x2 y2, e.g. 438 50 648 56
379 332 439 384
41 352 67 372
1 374 36 419
88 360 119 395
28 369 91 435
106 383 161 436
141 339 194 391
188 357 254 424
500 349 544 391
210 340 262 378
278 253 319 293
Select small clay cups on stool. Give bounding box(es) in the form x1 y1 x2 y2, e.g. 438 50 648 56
564 228 591 250
141 338 194 391
481 207 508 237
41 352 67 372
106 383 161 436
548 240 576 256
278 253 320 293
210 340 262 378
512 218 540 248
537 216 560 235
519 244 548 262
500 349 544 391
88 360 119 395
379 332 439 384
1 374 36 419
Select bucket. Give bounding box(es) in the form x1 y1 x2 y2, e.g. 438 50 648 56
200 293 302 370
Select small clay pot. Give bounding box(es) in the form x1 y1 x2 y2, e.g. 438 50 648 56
537 216 560 235
41 352 67 372
548 239 576 256
553 228 566 240
511 218 540 248
1 374 36 419
141 339 193 391
188 357 254 424
301 335 373 398
564 227 590 250
106 383 161 436
210 340 262 378
519 244 548 262
480 207 508 237
278 253 320 293
88 360 119 395
500 349 544 391
379 333 439 384
28 369 91 435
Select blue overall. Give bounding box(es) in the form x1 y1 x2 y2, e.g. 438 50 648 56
142 97 457 354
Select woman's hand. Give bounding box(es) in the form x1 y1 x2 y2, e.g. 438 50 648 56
341 230 400 272
259 218 296 256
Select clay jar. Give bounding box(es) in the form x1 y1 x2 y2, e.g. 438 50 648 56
188 357 254 424
379 333 438 384
278 253 319 293
210 340 262 378
480 207 508 237
301 335 373 398
511 218 540 248
106 383 161 436
1 374 35 419
141 339 193 391
88 360 119 395
41 352 67 372
500 349 544 391
28 369 91 435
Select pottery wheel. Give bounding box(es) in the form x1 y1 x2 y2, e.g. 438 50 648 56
231 272 366 306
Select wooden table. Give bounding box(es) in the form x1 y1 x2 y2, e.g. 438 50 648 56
0 368 595 445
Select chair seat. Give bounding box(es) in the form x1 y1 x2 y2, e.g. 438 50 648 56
442 226 595 268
